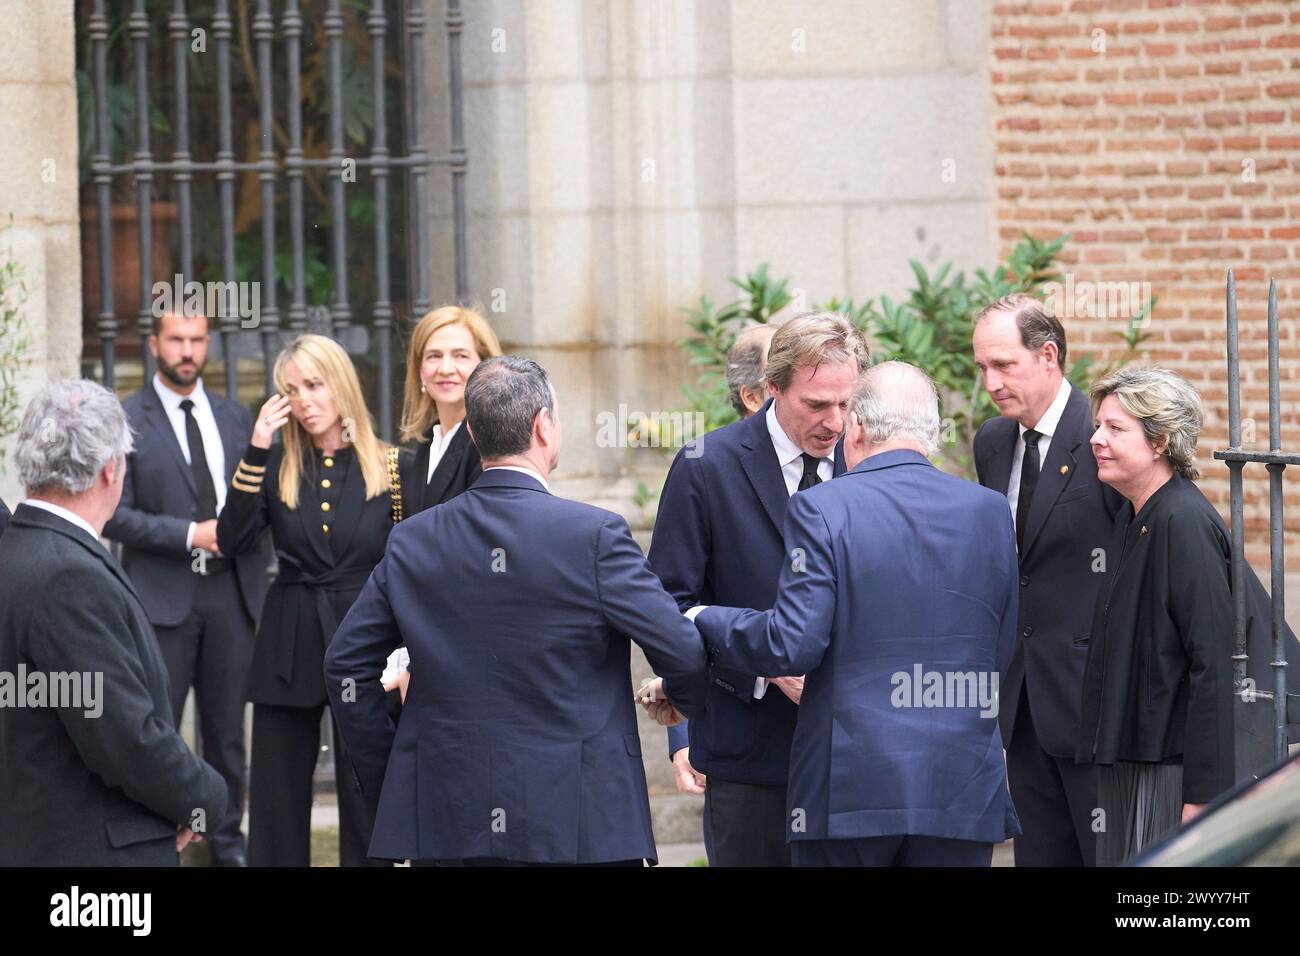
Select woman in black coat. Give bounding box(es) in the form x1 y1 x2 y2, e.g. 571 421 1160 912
219 334 405 867
381 306 502 702
1077 366 1236 864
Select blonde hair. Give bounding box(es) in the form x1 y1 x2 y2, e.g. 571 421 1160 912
272 334 389 509
764 311 871 392
1090 366 1203 481
400 306 503 442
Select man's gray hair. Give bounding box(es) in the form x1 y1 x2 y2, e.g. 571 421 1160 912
464 355 556 460
726 324 776 418
15 379 134 495
851 361 941 457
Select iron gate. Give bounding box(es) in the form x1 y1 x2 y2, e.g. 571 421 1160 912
87 0 469 441
1216 269 1300 778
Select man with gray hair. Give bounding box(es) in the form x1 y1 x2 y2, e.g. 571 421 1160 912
726 323 777 419
325 356 708 865
0 379 227 865
690 362 1022 865
650 311 868 866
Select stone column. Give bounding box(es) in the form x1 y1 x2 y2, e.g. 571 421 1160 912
0 0 81 505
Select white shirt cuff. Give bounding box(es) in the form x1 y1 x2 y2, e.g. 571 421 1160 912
753 677 769 699
185 521 196 552
684 605 708 622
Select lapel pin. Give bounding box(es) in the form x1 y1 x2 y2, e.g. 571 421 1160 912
1059 465 1069 475
1140 525 1148 535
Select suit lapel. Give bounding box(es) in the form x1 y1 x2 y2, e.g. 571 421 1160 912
411 439 431 512
1019 387 1091 559
425 424 469 508
981 418 1016 496
740 405 791 537
142 389 199 499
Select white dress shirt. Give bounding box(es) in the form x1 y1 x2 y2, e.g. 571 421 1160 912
153 375 227 552
766 401 835 495
425 419 464 485
22 498 101 544
1006 376 1072 536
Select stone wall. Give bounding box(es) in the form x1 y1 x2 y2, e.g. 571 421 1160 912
423 0 997 508
0 0 81 505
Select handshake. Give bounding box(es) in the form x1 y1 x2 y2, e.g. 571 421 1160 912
634 677 686 726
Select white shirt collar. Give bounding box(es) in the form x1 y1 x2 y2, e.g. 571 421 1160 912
153 373 209 413
432 419 462 446
1020 377 1072 441
766 401 803 468
484 465 550 492
22 498 100 542
766 400 836 468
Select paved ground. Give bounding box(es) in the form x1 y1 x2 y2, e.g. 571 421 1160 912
293 797 1012 867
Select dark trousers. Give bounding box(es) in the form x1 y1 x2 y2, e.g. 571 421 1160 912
792 835 993 867
1006 685 1098 867
248 703 386 867
703 777 790 867
152 570 254 863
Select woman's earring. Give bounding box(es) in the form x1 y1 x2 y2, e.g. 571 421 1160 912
420 382 426 394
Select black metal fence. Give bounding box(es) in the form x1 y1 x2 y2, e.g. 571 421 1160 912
1217 270 1300 775
87 0 468 441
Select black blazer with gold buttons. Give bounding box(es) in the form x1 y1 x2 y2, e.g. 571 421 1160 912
217 442 405 708
399 423 482 517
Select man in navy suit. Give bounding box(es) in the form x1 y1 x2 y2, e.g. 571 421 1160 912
650 312 870 866
690 362 1021 866
972 294 1121 866
324 356 708 865
104 309 268 866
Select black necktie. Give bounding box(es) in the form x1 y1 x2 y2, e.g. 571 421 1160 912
1016 429 1041 553
180 399 219 521
798 452 824 492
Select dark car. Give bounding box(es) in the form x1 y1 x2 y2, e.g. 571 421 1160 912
1135 751 1300 865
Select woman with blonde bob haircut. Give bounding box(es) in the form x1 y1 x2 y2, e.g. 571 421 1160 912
1076 365 1298 864
219 333 406 868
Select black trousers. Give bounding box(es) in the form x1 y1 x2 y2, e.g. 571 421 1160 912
152 569 254 863
703 777 790 867
1006 685 1098 867
248 703 387 867
792 835 993 867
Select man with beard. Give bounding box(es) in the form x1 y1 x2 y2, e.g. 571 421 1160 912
104 309 269 866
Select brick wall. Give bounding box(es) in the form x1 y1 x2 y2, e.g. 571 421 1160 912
992 0 1300 569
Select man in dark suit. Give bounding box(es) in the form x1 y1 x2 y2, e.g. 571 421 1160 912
689 362 1021 866
650 312 869 866
0 380 226 865
103 309 268 866
972 293 1123 867
325 356 708 865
